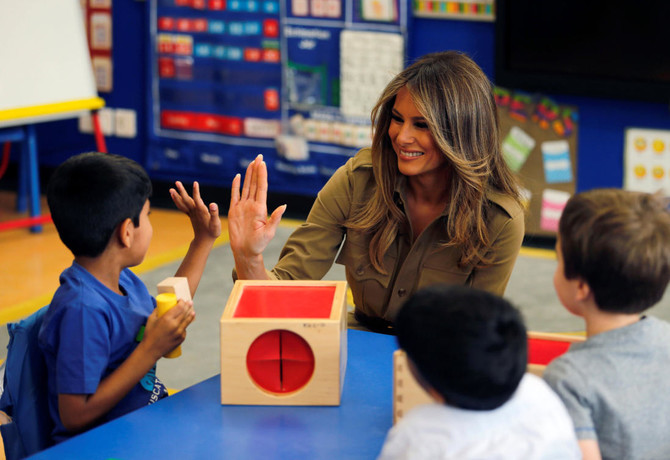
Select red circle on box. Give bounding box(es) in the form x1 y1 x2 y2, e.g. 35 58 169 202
246 330 315 394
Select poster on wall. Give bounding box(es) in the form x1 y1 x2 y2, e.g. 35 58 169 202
148 0 282 187
281 17 405 181
413 0 494 21
496 87 579 237
624 128 670 195
81 0 113 92
147 0 406 195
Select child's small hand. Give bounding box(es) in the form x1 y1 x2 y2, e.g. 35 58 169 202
170 181 222 243
143 299 195 360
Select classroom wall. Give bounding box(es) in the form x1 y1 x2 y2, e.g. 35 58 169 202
29 3 670 194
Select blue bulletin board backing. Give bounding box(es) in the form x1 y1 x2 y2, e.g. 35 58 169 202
24 2 670 201
146 0 407 196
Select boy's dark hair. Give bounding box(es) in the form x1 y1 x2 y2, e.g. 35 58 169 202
395 284 527 411
558 188 670 314
47 152 152 258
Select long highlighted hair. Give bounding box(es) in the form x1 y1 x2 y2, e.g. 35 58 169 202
346 51 521 273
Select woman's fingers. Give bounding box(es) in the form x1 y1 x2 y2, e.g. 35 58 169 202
268 204 287 230
233 154 266 206
256 157 269 204
240 156 256 201
248 154 262 201
230 173 241 208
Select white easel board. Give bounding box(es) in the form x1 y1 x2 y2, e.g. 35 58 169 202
0 0 104 128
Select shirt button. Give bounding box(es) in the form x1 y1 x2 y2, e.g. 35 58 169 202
398 288 406 297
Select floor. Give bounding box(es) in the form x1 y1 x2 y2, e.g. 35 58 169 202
3 189 670 391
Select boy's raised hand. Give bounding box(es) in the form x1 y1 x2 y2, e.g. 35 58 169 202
170 181 221 242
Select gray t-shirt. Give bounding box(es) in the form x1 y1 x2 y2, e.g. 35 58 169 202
543 316 670 460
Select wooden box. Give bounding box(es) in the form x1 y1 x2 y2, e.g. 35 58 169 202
220 280 348 406
392 331 585 422
525 331 585 377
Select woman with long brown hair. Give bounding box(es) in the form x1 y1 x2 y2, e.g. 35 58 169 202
228 51 524 333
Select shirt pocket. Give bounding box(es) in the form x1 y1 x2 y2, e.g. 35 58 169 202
418 246 473 287
336 238 391 316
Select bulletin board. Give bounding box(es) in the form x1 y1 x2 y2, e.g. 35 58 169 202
0 0 104 128
146 0 406 194
495 88 579 237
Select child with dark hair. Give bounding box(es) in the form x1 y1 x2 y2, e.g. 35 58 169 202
39 152 221 443
378 284 580 459
544 188 670 460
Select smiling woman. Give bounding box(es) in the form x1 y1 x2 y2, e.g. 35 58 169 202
387 87 449 237
389 87 447 181
227 51 525 333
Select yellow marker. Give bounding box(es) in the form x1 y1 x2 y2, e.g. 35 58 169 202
155 293 182 358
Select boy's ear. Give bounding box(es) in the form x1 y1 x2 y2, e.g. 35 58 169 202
575 278 592 303
117 218 134 248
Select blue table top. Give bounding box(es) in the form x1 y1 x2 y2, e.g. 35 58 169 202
31 329 398 460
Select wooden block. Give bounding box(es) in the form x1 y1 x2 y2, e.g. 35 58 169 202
157 277 192 302
156 277 191 359
392 331 586 423
393 350 434 424
220 280 348 406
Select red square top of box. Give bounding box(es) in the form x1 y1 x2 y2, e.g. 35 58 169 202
233 285 336 318
527 337 573 365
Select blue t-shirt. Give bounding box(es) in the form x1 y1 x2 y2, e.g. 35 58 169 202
38 262 168 443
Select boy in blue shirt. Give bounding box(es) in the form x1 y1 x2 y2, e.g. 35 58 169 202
544 188 670 460
38 152 221 443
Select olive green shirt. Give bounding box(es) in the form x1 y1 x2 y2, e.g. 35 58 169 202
268 148 525 321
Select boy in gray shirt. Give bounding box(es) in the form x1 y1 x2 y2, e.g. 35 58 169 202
544 188 670 460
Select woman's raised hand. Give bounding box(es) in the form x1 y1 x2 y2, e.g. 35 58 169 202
228 154 286 279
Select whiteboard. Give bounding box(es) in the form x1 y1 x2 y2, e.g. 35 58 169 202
0 0 104 127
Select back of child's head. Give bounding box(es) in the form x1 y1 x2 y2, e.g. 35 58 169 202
395 284 527 411
47 152 152 258
558 188 670 314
